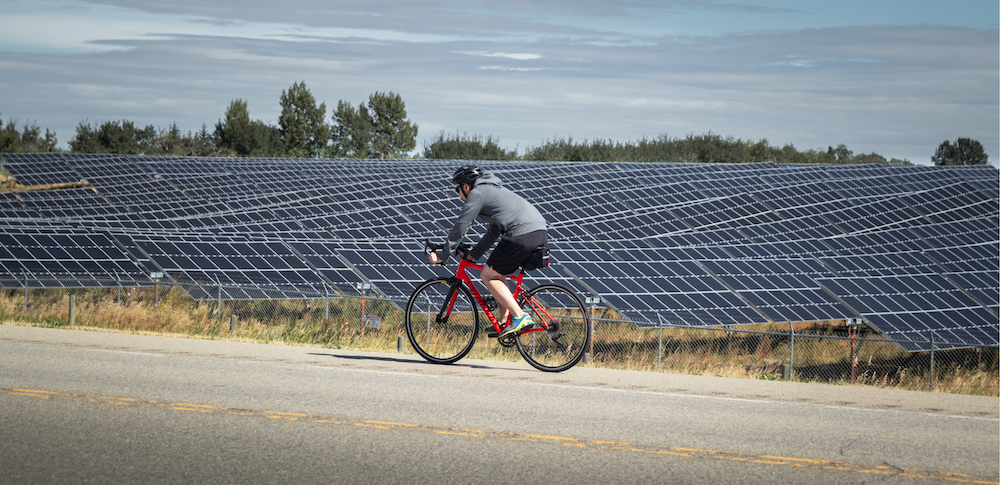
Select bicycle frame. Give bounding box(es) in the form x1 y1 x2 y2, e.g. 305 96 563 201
441 258 553 336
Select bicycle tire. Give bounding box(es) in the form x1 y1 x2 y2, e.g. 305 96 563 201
404 277 479 364
515 284 591 372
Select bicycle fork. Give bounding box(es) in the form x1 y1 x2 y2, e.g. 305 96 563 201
435 279 463 324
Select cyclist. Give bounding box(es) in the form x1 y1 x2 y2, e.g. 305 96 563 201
428 166 548 338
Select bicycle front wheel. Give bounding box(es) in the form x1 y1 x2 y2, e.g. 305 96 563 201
405 278 479 364
516 284 591 372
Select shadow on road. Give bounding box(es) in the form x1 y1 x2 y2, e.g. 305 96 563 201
306 352 499 370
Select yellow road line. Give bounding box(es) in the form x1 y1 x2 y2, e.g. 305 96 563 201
364 420 419 427
521 433 577 441
2 386 995 484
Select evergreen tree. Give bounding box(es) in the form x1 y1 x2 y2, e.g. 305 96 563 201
330 100 371 158
0 115 58 153
932 138 989 165
216 99 255 156
215 99 279 157
331 91 418 159
278 81 330 158
155 122 185 155
366 91 418 159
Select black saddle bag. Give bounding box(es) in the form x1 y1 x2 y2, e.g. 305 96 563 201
521 245 550 271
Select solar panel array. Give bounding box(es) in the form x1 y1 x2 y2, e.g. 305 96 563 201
1 152 997 351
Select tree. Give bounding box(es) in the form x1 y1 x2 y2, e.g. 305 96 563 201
216 99 279 156
0 115 58 153
746 138 773 162
0 116 18 152
330 100 371 158
278 81 330 158
365 91 418 159
216 99 254 156
69 120 157 154
828 144 855 164
331 91 418 159
155 122 185 155
422 131 518 160
932 138 989 166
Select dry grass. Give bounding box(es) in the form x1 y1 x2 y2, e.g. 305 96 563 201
3 286 996 395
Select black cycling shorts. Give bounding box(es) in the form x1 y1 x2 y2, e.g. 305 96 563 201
486 230 548 275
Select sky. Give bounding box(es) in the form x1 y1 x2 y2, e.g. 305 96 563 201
1 0 997 165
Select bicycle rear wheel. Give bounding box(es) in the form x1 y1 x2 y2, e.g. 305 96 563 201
516 284 591 372
405 278 479 364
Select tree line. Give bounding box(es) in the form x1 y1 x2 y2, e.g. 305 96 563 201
429 131 912 165
0 82 419 160
0 80 990 165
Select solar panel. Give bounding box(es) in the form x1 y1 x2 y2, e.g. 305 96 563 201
0 226 151 288
1 153 81 186
818 274 998 351
1 153 996 353
119 233 330 300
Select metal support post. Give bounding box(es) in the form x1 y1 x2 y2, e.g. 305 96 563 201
584 296 600 365
69 295 76 326
848 318 859 383
788 324 795 379
658 327 664 372
656 313 666 372
929 330 936 392
357 283 371 335
217 278 223 323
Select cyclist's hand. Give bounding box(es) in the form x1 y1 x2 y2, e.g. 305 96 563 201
457 248 476 262
428 252 441 265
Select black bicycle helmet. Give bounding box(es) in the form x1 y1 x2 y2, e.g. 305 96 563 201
451 166 482 186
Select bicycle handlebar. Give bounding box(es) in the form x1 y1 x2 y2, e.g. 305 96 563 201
423 239 473 265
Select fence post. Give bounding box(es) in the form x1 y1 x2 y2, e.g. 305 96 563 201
787 324 795 380
584 296 600 365
656 314 666 372
69 294 76 326
217 278 223 323
23 270 28 314
357 283 371 336
849 319 859 383
929 330 936 392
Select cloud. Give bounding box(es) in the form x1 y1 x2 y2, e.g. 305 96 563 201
0 1 996 164
457 51 542 60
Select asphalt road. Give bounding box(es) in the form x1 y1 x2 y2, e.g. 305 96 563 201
1 325 996 484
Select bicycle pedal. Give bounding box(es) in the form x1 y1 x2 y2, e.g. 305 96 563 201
482 324 498 337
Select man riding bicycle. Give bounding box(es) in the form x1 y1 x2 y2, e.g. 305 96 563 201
428 166 548 338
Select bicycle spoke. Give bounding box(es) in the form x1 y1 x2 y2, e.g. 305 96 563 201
515 284 591 372
405 278 478 364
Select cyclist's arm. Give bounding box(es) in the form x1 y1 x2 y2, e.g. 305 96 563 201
470 223 500 260
439 192 483 262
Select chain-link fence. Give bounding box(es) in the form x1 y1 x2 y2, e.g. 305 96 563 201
2 284 996 396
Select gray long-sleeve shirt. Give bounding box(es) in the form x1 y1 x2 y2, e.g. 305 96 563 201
440 173 547 261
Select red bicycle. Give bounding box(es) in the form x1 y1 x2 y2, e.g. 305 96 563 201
405 241 592 372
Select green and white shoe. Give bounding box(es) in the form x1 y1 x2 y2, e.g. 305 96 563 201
499 313 534 338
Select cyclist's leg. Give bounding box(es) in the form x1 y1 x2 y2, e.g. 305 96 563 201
481 231 543 321
481 264 522 321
